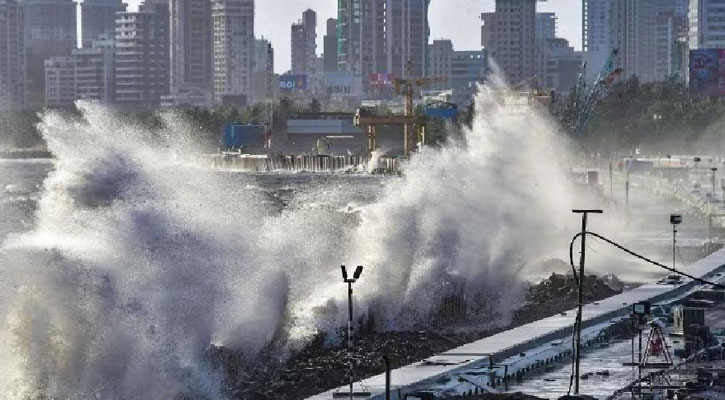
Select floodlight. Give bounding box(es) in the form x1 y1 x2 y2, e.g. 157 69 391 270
353 265 363 280
341 265 348 281
670 214 682 225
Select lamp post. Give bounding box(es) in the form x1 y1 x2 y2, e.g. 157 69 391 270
572 209 603 395
671 214 682 271
341 265 363 400
712 167 718 200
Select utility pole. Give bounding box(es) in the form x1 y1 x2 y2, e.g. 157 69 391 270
671 214 682 271
341 265 364 400
712 167 718 199
609 160 614 200
625 166 630 215
572 209 603 395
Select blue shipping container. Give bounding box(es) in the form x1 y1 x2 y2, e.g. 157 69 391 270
223 124 265 148
424 102 459 120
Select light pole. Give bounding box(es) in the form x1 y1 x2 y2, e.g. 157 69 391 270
341 265 363 400
712 167 718 200
671 214 682 271
572 209 603 395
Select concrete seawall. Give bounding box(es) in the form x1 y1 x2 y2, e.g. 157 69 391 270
306 248 725 399
204 153 402 173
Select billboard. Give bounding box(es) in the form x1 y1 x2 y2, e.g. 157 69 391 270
369 72 395 87
223 124 265 149
689 49 725 96
279 74 308 91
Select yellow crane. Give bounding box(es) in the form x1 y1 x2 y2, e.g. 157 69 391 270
394 74 447 155
354 63 446 156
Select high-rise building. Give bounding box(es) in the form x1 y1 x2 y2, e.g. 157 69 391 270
481 0 537 84
536 12 558 87
211 0 254 106
21 0 77 107
386 0 430 79
427 39 487 105
44 55 76 107
81 0 126 48
291 9 317 88
609 0 659 82
0 0 25 108
584 0 687 83
536 12 557 41
582 0 613 80
654 0 688 79
74 34 115 103
542 38 582 92
428 39 453 90
608 0 687 82
251 38 275 103
450 50 487 105
336 0 362 75
689 0 725 50
170 0 212 97
114 0 169 109
323 18 338 72
359 0 386 84
336 0 429 92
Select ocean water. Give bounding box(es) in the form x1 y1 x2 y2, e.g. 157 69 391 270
0 90 666 399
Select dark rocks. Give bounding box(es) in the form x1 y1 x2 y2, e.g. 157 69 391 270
513 272 621 325
211 272 623 400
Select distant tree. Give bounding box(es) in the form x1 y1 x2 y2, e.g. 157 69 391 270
307 98 322 114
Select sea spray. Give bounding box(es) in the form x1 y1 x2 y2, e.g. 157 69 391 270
0 84 578 398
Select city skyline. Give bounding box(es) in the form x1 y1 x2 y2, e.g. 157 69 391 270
124 0 583 74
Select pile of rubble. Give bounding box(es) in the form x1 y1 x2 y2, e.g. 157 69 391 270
513 271 621 325
213 271 624 400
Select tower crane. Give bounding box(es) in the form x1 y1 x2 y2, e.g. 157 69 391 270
394 73 447 154
354 62 446 156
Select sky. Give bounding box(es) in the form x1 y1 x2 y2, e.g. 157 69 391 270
125 0 582 74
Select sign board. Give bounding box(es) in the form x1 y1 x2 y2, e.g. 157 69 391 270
369 72 395 87
279 74 308 91
689 49 725 96
223 124 265 148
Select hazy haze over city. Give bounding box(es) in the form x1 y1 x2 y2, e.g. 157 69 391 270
123 0 582 74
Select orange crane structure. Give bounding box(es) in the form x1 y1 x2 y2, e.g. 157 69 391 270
354 66 445 156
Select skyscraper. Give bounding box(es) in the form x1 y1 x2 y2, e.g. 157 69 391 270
251 38 275 103
44 55 76 107
81 0 126 48
481 0 538 84
428 39 453 90
689 0 725 50
386 0 430 79
359 0 387 81
74 34 116 103
536 13 557 41
170 0 212 96
0 0 25 108
610 0 659 82
21 0 77 107
427 39 487 105
336 0 429 91
291 9 317 80
211 0 254 106
114 0 169 108
584 0 687 82
323 18 338 72
582 0 612 81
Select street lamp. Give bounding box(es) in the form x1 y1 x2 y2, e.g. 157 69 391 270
712 167 718 199
671 214 682 271
340 265 364 400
